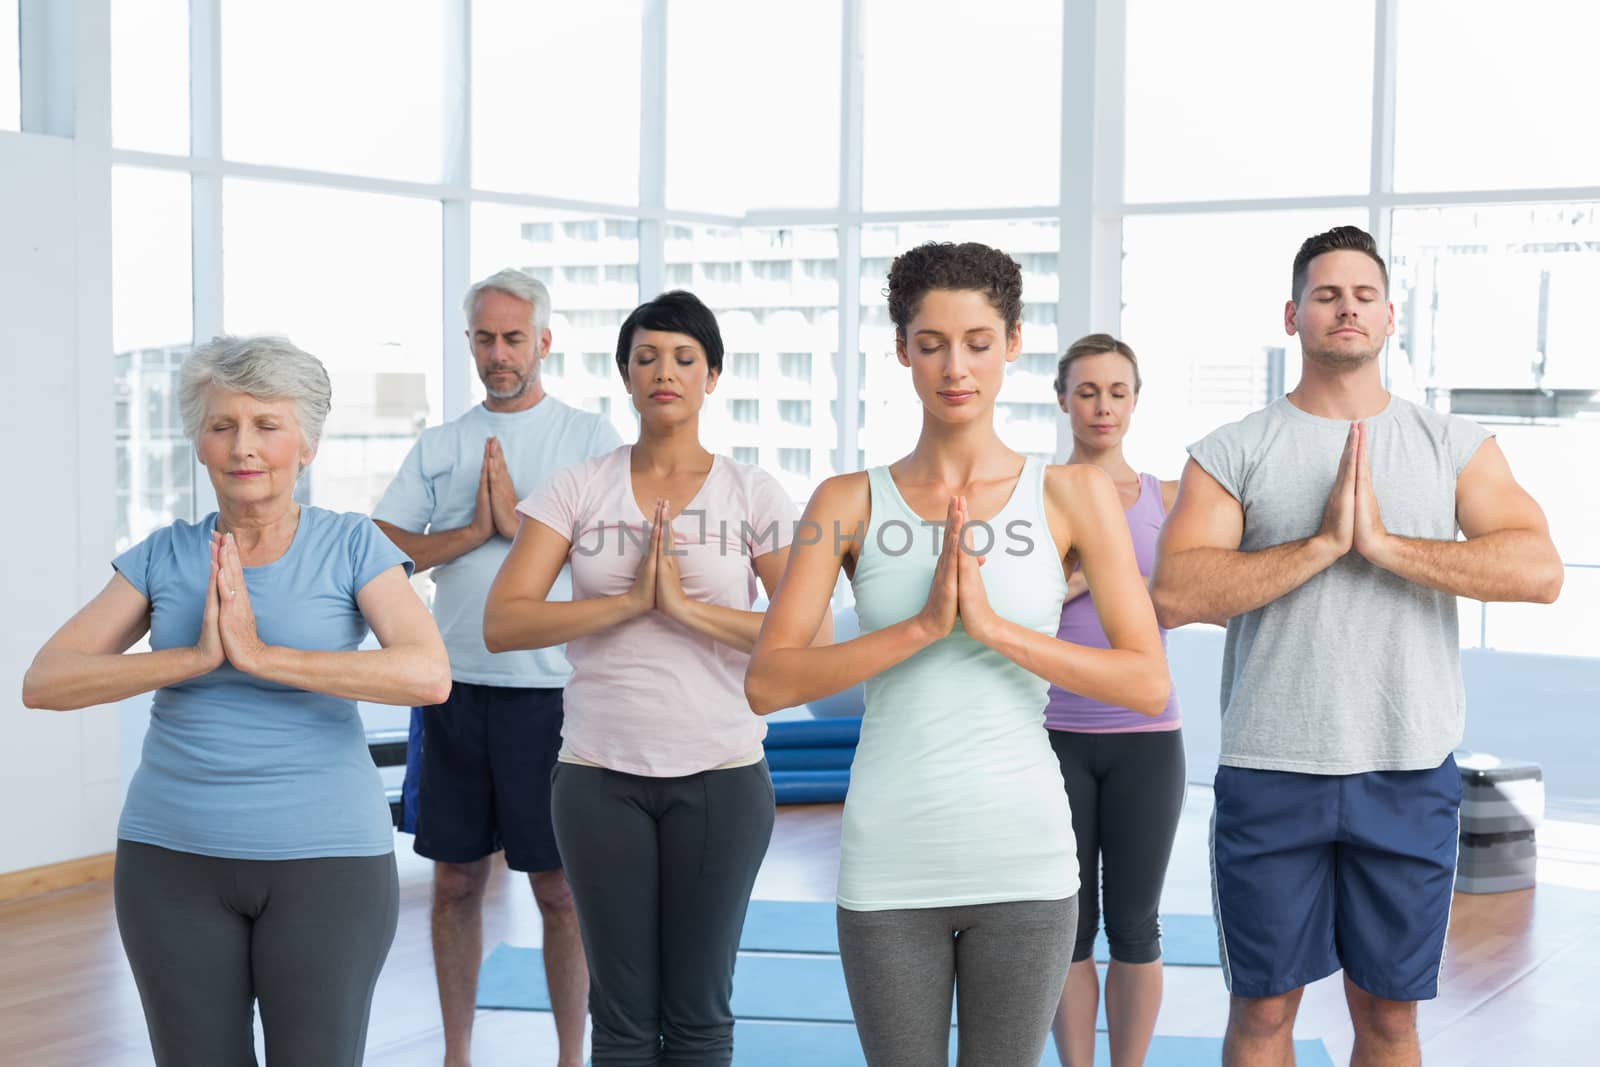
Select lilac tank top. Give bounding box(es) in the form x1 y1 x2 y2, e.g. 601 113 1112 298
1043 472 1181 733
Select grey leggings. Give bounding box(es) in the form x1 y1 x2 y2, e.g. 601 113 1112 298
550 759 775 1066
114 840 399 1067
837 896 1078 1067
1050 728 1186 962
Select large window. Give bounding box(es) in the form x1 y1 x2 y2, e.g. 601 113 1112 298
112 168 193 551
111 0 187 154
1124 0 1373 202
474 1 641 204
1120 210 1355 478
862 0 1060 211
221 1 445 181
222 181 442 516
667 0 840 214
102 2 1595 660
1395 0 1600 192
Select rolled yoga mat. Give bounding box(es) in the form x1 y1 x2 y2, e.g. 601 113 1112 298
766 746 857 772
764 717 862 749
771 769 850 805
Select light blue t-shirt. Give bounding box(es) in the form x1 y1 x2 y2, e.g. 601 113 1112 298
373 398 623 687
113 507 413 860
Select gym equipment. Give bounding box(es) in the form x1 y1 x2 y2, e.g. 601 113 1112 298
1455 752 1543 894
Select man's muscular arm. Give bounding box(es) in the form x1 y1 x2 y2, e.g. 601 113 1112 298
1356 436 1562 603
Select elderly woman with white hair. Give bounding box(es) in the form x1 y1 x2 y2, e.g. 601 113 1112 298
22 335 451 1066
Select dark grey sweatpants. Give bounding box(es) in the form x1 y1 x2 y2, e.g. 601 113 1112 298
113 839 399 1067
837 895 1079 1067
550 759 775 1066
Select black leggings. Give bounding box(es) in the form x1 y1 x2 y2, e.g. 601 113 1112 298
550 759 775 1066
1049 729 1186 963
113 839 399 1066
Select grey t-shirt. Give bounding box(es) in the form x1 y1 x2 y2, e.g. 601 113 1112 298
1188 395 1489 774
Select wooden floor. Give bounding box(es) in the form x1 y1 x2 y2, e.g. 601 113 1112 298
3 791 1597 1066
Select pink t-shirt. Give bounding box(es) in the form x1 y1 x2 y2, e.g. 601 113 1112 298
518 446 798 776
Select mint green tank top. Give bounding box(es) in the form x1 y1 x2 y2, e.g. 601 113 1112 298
838 457 1078 910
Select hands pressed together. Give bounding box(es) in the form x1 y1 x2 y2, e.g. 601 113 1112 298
626 497 697 624
1317 421 1393 567
194 529 270 675
470 436 523 546
916 496 999 645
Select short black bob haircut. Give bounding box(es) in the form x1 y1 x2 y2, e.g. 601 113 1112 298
614 290 724 380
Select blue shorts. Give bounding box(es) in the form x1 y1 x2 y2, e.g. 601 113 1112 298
1210 755 1460 1001
412 682 566 873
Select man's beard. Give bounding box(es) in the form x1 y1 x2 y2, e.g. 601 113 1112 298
1303 341 1381 369
482 366 533 400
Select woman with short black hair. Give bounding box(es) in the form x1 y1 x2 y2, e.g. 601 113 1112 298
486 290 828 1065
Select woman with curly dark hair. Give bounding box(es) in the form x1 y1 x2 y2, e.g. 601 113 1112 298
747 242 1169 1064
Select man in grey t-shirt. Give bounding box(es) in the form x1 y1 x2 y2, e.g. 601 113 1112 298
1151 226 1562 1066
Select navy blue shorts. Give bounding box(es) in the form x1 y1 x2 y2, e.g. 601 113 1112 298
1210 754 1460 1001
412 682 566 873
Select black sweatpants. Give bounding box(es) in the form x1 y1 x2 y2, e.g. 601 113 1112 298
550 759 775 1066
113 839 399 1066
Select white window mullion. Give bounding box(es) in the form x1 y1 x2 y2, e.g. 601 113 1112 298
1057 0 1124 461
1369 0 1400 389
637 0 668 301
189 0 223 517
441 0 471 419
836 0 865 474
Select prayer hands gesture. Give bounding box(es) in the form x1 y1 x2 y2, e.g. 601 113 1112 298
1318 422 1390 565
626 498 692 623
208 530 268 675
484 437 522 540
917 496 995 643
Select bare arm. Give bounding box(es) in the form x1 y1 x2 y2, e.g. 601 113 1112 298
482 514 648 652
745 475 950 716
22 573 218 710
665 543 833 655
1357 437 1562 603
960 467 1169 715
373 450 498 572
215 529 451 706
375 520 489 574
1150 432 1356 629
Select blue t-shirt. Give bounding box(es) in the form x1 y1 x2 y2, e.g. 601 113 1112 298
113 507 412 860
373 398 622 687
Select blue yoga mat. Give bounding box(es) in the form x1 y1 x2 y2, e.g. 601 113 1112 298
731 1021 1333 1067
738 900 1220 966
741 899 840 954
480 946 855 1022
482 952 1331 1065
